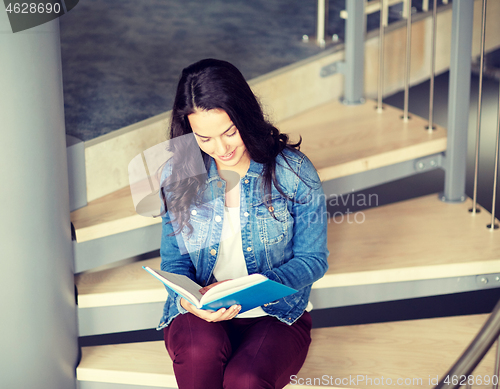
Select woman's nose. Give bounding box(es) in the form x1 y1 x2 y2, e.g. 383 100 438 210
214 138 228 156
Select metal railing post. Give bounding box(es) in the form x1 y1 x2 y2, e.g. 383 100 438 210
441 0 474 204
376 0 387 113
434 298 500 389
488 87 500 230
427 0 438 132
316 0 328 48
342 0 366 105
470 0 488 215
493 337 500 389
402 0 412 122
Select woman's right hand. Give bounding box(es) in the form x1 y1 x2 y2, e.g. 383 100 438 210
180 297 241 322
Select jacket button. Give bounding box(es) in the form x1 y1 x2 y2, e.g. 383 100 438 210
244 179 249 184
268 206 274 212
217 181 223 188
215 215 222 222
191 210 197 215
210 249 216 256
243 212 249 217
246 247 252 252
263 303 268 307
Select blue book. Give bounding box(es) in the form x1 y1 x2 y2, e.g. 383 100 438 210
143 266 297 313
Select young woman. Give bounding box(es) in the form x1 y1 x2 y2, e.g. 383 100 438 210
158 58 329 389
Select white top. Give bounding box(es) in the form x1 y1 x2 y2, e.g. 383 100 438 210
213 205 268 318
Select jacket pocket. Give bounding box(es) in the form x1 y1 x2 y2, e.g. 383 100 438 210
181 204 213 250
253 196 289 245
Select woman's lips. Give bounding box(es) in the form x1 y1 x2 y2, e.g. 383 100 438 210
218 149 235 161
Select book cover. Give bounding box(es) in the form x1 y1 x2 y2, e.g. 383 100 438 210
143 266 297 313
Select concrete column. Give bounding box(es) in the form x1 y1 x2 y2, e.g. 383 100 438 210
442 0 474 203
0 11 78 389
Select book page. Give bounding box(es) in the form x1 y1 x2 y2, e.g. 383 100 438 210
143 268 204 307
201 274 266 305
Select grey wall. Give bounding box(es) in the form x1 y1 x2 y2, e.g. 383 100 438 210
0 14 78 389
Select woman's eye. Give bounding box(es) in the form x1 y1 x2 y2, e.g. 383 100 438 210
226 131 237 137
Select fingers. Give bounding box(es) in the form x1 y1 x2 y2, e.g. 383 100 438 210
181 298 241 322
199 279 232 295
200 305 241 322
212 305 241 322
199 286 211 295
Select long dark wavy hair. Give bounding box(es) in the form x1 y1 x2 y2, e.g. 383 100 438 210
161 58 305 235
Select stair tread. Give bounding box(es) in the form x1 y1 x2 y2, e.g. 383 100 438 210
278 99 447 182
71 185 161 243
71 99 446 243
316 194 500 288
76 194 500 308
77 314 495 388
76 257 163 308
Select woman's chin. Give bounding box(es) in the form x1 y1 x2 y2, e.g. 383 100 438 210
216 160 238 172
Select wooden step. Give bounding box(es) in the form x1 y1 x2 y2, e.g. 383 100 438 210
278 99 447 182
76 257 162 308
76 194 500 311
315 194 500 289
71 185 161 243
71 99 446 243
77 314 496 389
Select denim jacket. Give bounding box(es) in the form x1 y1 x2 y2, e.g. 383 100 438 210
157 147 329 329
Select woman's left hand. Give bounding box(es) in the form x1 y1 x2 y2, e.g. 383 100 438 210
180 297 241 322
199 279 231 295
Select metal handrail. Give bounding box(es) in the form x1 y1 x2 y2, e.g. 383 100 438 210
434 297 500 389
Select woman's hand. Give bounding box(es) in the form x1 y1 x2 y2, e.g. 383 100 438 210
199 279 231 295
180 279 240 322
180 297 241 322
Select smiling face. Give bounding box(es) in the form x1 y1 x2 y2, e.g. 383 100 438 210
188 109 251 177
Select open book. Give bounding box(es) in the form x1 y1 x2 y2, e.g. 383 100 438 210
143 266 297 313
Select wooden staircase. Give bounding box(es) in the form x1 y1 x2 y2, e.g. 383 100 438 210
75 195 500 318
77 315 496 389
277 99 446 182
71 3 500 381
72 91 500 388
71 99 447 246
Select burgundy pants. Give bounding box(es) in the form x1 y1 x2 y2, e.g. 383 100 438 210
163 311 312 389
